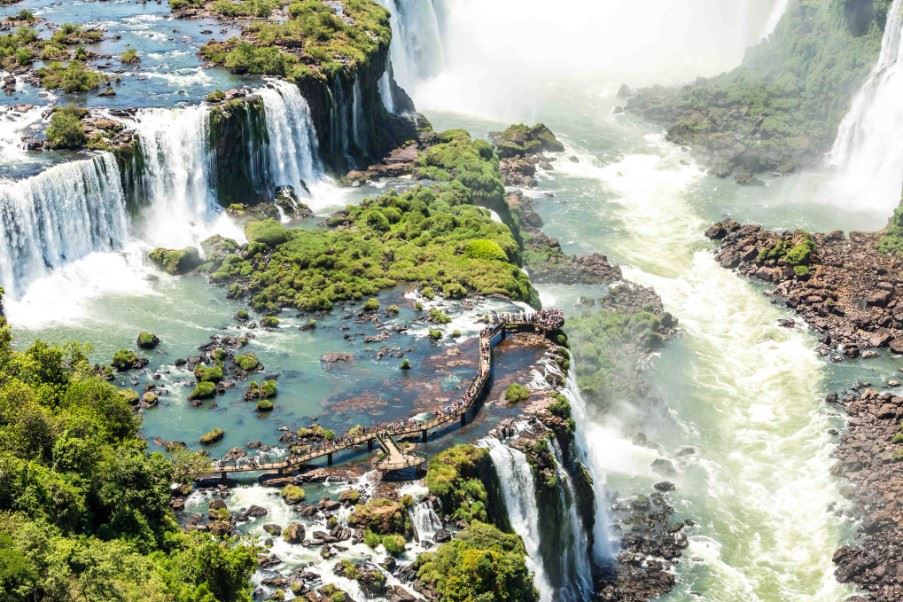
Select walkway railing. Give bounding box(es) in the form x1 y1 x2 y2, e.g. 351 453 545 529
197 309 563 478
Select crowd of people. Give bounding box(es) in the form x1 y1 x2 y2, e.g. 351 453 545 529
212 310 561 472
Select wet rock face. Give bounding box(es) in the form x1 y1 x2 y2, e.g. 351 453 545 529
832 385 903 601
708 219 903 359
596 491 689 602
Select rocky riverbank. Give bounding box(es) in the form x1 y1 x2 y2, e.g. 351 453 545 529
831 384 903 602
706 219 903 359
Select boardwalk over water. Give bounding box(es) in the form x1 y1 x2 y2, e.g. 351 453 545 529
197 309 564 480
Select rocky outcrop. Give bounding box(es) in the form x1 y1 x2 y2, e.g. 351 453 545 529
707 219 903 358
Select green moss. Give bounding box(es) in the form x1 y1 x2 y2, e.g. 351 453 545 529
136 332 159 349
120 48 140 64
428 307 451 324
235 353 259 371
256 398 274 412
111 349 139 371
399 358 411 370
260 315 280 328
199 427 225 445
246 219 292 248
349 498 406 535
148 247 203 275
426 445 492 523
363 298 380 312
491 123 564 158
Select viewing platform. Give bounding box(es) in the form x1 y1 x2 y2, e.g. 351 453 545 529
196 308 564 481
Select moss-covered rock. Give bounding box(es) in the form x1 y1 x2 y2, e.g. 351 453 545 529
190 381 217 401
490 123 564 158
148 247 203 275
348 498 406 535
200 427 225 445
281 484 305 505
136 331 160 349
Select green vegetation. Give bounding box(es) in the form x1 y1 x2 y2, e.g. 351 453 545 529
349 498 407 535
428 307 451 324
37 61 107 93
629 0 885 179
381 533 406 556
195 364 224 383
415 522 538 602
363 297 380 312
548 392 572 420
199 0 392 80
426 445 491 523
504 383 530 403
256 398 274 412
757 234 816 267
260 315 280 328
247 380 277 400
148 247 203 275
399 358 412 370
491 123 564 158
190 381 217 400
428 328 443 341
45 106 86 150
879 203 903 255
235 353 259 371
121 47 140 64
200 427 225 445
295 424 334 440
206 89 226 103
281 484 305 504
111 348 140 371
137 331 160 349
0 294 257 600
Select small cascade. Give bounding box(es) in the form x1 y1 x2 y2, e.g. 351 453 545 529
258 78 323 197
481 435 555 602
548 438 595 600
828 0 903 213
760 0 789 40
130 104 223 248
0 105 43 163
410 498 443 544
328 78 354 169
0 153 128 296
379 69 396 113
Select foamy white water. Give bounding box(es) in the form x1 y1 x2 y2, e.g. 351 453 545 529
0 104 44 163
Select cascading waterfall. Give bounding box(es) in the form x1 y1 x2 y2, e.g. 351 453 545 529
258 79 323 197
760 0 789 40
377 0 446 93
481 436 555 602
0 153 128 296
548 438 594 600
130 104 223 248
351 77 368 152
329 78 354 167
379 69 396 114
828 0 903 214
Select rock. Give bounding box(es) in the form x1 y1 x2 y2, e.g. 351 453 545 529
651 458 676 476
284 522 305 544
320 352 354 363
262 524 282 536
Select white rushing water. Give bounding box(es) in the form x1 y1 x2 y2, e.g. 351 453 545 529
481 436 555 602
258 78 323 197
377 0 446 93
131 104 241 247
828 0 903 214
548 438 594 601
0 105 44 163
0 153 129 297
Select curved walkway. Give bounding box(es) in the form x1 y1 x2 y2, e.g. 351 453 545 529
197 309 563 479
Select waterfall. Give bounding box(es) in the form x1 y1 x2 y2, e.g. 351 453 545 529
130 104 223 248
548 439 594 600
410 498 443 544
351 77 368 152
760 0 789 40
377 0 446 92
563 371 616 564
828 0 903 213
0 153 128 296
329 79 354 167
481 436 555 602
379 70 396 114
258 78 323 196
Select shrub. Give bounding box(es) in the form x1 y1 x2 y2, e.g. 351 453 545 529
111 349 139 371
260 315 280 328
194 364 223 383
256 399 274 412
363 298 380 312
37 61 106 93
548 393 571 418
206 89 226 103
281 484 305 504
120 48 140 64
428 308 451 324
46 106 86 149
235 353 259 371
386 304 400 315
382 534 406 556
364 530 381 549
464 239 508 262
504 383 530 403
399 358 411 370
200 428 225 445
428 328 443 341
190 381 217 400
